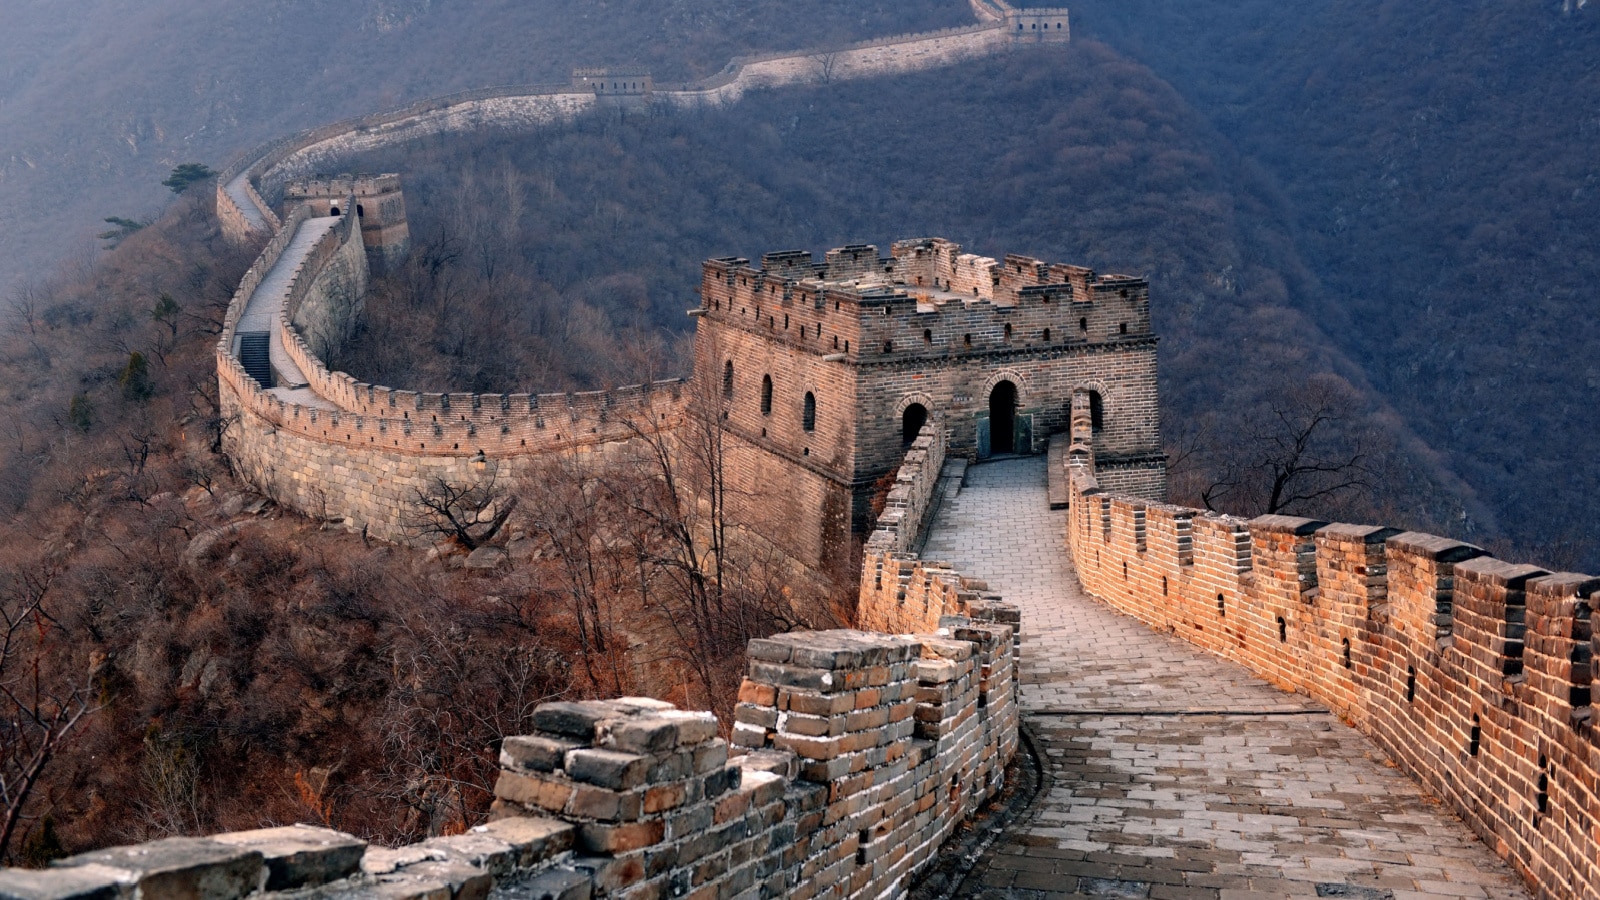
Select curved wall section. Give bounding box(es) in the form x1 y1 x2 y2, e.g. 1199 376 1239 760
216 189 686 541
1063 456 1599 898
211 8 1056 242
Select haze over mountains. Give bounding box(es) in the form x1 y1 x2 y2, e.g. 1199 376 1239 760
1060 0 1599 562
0 0 970 296
2 0 1597 560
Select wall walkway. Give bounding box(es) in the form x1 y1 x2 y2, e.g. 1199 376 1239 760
231 214 340 396
921 458 1529 899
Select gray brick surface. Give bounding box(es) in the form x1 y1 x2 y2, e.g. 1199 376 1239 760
925 458 1528 900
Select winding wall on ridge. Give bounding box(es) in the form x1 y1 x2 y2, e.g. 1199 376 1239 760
211 1 1065 542
215 1 1061 243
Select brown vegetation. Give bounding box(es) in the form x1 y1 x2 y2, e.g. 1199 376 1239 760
0 190 836 864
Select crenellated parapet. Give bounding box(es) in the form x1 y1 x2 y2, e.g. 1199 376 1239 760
215 196 688 541
698 237 1163 564
208 2 1078 551
1063 446 1600 899
0 622 1022 899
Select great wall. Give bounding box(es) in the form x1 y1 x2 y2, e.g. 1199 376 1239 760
2 1 1596 897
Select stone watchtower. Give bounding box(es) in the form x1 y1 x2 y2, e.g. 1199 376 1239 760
693 238 1164 568
570 68 654 105
1005 8 1070 42
283 174 411 273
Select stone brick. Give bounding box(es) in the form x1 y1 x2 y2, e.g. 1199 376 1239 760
502 734 584 772
210 825 365 890
52 838 263 900
564 748 651 791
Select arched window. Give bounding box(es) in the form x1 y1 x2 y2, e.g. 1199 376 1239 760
760 375 773 415
802 392 816 432
1088 391 1105 434
723 360 734 399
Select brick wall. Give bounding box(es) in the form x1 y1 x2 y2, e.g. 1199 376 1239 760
1064 455 1600 898
0 622 1022 899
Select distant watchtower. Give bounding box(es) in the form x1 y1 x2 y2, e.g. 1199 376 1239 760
571 68 654 104
1006 8 1071 42
693 238 1163 567
283 174 411 274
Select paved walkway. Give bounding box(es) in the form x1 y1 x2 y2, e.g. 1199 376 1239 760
224 171 272 232
233 214 340 403
922 457 1529 900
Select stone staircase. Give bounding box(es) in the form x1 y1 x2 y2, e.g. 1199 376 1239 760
236 332 272 387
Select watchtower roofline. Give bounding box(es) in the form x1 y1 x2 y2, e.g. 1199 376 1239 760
697 239 1151 365
1005 7 1071 42
571 68 654 96
283 172 410 273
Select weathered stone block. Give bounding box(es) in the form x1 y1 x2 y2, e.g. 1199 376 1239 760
531 702 617 739
564 748 650 791
500 867 591 900
210 824 365 890
52 838 263 900
578 820 665 855
502 735 585 773
0 864 126 900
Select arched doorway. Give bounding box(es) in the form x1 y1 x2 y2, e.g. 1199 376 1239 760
902 403 928 446
989 381 1017 454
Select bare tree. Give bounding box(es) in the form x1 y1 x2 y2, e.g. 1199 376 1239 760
810 50 842 85
608 365 825 715
374 618 565 840
1200 374 1376 517
0 567 99 864
406 470 515 550
518 454 631 694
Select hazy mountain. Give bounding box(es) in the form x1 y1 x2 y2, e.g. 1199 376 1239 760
0 0 973 296
1057 0 1600 563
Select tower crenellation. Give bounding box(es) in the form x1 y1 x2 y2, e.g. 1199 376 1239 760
695 237 1164 563
283 173 411 273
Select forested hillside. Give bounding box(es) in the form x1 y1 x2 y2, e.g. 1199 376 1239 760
335 44 1477 535
0 0 972 297
1056 0 1600 564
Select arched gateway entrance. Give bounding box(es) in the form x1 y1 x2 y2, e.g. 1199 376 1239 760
902 403 928 446
989 381 1017 455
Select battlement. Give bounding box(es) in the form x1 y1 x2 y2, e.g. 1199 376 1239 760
1005 8 1071 42
1063 452 1600 898
0 618 1021 898
207 3 1086 563
698 239 1151 366
283 173 410 273
283 173 402 199
696 237 1162 559
571 68 654 96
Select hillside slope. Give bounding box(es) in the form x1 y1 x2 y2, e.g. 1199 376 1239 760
0 0 973 297
1060 0 1600 563
335 44 1480 532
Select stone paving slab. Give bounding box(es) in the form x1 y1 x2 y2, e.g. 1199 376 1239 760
922 458 1529 900
234 214 339 389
